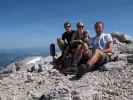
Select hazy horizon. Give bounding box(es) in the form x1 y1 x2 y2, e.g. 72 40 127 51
0 46 48 50
0 0 133 49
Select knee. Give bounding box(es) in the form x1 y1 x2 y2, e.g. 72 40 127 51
83 43 89 51
95 49 104 57
95 49 102 53
77 44 82 50
57 38 65 51
57 38 63 44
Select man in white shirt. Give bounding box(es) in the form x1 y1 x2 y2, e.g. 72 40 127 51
92 21 113 52
78 21 113 75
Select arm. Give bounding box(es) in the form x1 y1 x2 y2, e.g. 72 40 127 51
62 33 65 41
62 33 68 45
84 32 91 46
71 32 77 43
102 41 113 53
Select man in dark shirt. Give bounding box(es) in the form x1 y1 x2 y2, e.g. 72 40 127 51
57 22 75 51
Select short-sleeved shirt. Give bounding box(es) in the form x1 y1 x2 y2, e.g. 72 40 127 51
62 30 75 46
92 33 112 49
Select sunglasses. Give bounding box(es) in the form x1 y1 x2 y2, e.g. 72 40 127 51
77 26 84 28
65 26 71 28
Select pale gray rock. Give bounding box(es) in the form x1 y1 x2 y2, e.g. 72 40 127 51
0 43 132 100
111 32 133 44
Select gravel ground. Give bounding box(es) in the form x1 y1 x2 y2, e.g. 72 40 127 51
0 43 133 100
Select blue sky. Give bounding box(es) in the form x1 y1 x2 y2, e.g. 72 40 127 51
0 0 133 49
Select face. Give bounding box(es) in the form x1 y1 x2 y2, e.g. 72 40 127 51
77 26 84 33
95 23 104 35
65 26 72 32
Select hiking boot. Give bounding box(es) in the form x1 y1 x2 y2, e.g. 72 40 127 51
62 64 79 75
99 65 108 72
78 64 95 74
70 64 95 80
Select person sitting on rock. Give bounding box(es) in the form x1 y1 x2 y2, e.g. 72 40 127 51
70 22 91 66
61 22 91 74
77 21 113 75
56 22 75 61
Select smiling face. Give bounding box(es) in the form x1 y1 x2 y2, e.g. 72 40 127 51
95 22 104 35
65 26 72 32
77 26 84 33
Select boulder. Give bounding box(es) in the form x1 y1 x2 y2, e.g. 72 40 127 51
111 32 132 44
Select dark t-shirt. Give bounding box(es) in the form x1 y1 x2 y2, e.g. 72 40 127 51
62 30 75 46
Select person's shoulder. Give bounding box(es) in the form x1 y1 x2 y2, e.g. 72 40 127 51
72 30 76 33
103 33 111 36
84 30 89 34
102 33 112 37
62 32 67 38
71 30 77 35
72 30 78 35
103 33 113 41
63 31 69 35
84 31 91 37
82 31 89 36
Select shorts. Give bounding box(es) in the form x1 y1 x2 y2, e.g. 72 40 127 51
83 47 96 60
95 53 112 66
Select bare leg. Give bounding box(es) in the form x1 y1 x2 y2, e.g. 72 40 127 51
87 49 103 65
62 46 69 60
72 44 84 65
72 43 89 65
76 49 104 75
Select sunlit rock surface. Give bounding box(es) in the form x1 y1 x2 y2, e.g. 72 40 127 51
0 43 133 100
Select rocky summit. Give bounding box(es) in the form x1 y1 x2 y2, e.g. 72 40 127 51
0 43 133 100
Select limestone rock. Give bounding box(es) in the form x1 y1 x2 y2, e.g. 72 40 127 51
0 43 133 100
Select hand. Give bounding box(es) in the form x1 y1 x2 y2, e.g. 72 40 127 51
71 40 83 44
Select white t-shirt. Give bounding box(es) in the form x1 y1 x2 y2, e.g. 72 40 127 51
92 33 112 49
